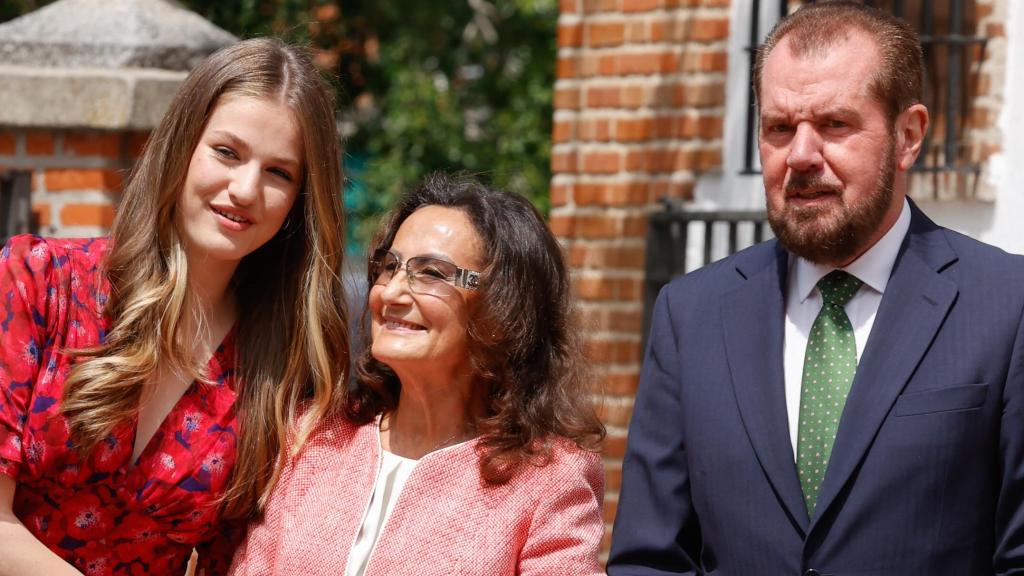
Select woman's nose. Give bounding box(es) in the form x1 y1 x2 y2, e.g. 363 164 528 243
228 164 261 206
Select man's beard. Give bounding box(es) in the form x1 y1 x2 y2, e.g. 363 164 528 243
767 138 896 265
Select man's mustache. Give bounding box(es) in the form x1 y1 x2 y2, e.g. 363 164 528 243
785 173 842 195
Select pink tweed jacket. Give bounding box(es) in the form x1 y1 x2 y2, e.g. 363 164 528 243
228 413 606 576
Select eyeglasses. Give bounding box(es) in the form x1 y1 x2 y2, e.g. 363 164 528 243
369 248 481 296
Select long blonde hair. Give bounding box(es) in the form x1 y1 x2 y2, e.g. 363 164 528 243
61 38 349 519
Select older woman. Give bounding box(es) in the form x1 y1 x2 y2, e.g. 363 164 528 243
230 173 606 575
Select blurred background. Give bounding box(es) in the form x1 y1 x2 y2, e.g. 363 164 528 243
1 0 559 254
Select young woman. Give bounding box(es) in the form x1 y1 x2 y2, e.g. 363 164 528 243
231 173 606 576
0 38 348 575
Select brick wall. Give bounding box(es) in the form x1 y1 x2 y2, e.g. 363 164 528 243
0 129 147 237
552 0 730 555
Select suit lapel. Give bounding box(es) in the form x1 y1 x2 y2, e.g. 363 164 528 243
722 243 810 532
811 207 959 527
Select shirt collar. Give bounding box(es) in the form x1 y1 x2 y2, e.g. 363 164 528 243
793 198 911 303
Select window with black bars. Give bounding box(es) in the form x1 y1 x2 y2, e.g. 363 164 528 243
1 171 32 245
742 0 988 197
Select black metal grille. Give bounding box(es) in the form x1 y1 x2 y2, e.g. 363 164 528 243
1 171 32 245
642 200 770 348
742 0 987 190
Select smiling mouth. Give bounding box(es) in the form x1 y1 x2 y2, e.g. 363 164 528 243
384 318 426 331
212 206 251 224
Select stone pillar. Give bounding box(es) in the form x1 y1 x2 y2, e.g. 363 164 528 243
551 0 730 556
0 0 235 237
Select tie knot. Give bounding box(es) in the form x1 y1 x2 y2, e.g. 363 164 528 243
817 270 863 307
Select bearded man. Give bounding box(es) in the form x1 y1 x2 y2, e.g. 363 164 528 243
607 2 1024 575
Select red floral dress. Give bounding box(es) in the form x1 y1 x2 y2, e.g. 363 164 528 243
0 235 242 575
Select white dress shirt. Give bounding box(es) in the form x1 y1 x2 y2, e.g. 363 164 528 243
783 199 911 457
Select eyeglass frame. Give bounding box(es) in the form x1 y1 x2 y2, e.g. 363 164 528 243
369 248 482 292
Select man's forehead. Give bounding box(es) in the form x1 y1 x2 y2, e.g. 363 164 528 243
761 32 880 91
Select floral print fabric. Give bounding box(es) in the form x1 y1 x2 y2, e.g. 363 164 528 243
0 235 241 575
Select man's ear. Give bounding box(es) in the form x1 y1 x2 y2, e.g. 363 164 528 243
895 103 929 172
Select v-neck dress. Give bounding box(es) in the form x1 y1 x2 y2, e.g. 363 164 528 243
0 235 243 576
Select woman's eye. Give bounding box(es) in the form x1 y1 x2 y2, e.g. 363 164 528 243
268 167 294 182
419 266 449 280
213 146 238 159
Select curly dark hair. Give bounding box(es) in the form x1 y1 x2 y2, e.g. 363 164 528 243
346 172 605 483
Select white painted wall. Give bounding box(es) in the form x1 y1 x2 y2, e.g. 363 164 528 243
919 0 1024 255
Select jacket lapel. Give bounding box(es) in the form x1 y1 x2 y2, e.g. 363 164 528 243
722 242 811 533
810 206 959 527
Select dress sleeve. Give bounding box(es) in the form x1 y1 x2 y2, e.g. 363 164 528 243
0 235 53 479
518 447 606 576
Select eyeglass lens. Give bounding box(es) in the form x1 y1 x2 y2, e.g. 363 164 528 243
371 250 462 297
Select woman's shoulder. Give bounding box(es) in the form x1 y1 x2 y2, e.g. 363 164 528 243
2 234 109 273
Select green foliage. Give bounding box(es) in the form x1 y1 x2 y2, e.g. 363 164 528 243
3 1 558 251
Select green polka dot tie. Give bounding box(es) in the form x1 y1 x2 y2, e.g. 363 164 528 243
797 270 863 515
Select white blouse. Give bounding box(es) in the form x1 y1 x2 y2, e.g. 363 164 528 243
345 450 419 576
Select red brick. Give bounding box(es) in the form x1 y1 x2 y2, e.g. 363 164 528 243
649 20 666 43
574 243 646 267
577 213 622 238
578 119 612 141
682 50 728 73
583 0 619 13
603 493 619 524
581 307 644 332
619 51 680 76
585 338 642 365
560 0 580 13
601 372 641 396
548 214 575 237
556 55 580 79
65 132 122 158
587 22 625 47
558 23 582 48
26 132 55 156
626 21 649 43
598 54 618 76
604 460 624 491
700 147 723 170
551 150 578 174
61 203 116 228
32 202 51 227
620 85 648 108
45 169 123 192
0 132 15 155
596 399 635 427
673 148 701 172
622 215 647 239
601 431 629 459
986 23 1005 37
584 86 620 108
621 0 659 12
553 87 581 110
550 184 571 207
688 82 726 107
663 180 695 200
579 274 643 302
616 118 654 142
553 120 575 143
691 17 730 42
581 151 622 174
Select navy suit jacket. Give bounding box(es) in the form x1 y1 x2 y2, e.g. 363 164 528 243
608 204 1024 575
